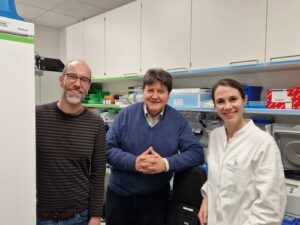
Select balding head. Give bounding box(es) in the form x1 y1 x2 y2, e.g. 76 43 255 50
62 59 92 78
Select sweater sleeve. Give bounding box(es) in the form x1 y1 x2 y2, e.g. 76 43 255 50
89 118 107 217
167 118 205 172
106 113 137 171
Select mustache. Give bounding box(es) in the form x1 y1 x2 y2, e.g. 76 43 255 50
67 89 84 94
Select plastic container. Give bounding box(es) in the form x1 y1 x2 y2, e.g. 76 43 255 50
252 116 274 131
247 101 266 108
133 87 144 103
282 215 296 225
243 85 262 107
168 88 211 108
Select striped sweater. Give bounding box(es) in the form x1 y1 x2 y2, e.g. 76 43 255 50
36 102 106 217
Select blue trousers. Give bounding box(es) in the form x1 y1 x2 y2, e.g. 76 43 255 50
37 209 88 225
105 187 169 225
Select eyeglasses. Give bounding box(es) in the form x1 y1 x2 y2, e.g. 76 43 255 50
65 73 91 85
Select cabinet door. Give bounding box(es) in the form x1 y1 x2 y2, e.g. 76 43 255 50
266 0 300 62
106 1 141 76
66 21 84 61
141 0 191 73
84 14 105 77
191 0 267 69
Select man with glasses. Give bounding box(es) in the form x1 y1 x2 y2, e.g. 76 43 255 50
36 59 106 225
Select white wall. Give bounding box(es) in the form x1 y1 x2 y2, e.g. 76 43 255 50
34 24 63 105
34 24 61 58
59 28 67 64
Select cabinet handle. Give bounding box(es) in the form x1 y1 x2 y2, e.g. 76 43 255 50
230 60 259 66
270 55 300 62
123 73 138 76
166 67 188 72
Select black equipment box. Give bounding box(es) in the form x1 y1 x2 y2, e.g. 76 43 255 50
35 55 64 72
165 166 207 225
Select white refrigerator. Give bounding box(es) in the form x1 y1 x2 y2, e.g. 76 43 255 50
0 16 35 225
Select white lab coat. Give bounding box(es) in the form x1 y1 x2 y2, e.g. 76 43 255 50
202 120 286 225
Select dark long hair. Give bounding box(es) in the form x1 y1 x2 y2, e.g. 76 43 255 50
211 79 246 103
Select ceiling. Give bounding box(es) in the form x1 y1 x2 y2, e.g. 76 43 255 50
15 0 136 29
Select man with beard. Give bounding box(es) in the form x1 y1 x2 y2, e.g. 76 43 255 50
36 59 106 225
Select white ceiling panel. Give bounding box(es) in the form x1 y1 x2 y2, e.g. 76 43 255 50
78 0 134 10
53 0 104 19
33 11 79 28
14 0 136 28
15 3 46 19
15 0 67 10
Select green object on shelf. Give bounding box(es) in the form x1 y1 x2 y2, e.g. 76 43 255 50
108 109 119 115
83 103 122 109
88 93 98 98
88 99 102 104
89 83 102 92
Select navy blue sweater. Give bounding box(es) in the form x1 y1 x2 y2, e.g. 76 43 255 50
106 103 204 196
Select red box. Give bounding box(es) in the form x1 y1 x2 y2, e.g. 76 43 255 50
287 87 300 109
292 99 300 109
267 101 286 109
267 89 290 109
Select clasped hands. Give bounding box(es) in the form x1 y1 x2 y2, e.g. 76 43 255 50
135 147 166 174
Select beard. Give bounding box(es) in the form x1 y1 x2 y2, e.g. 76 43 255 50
63 89 86 105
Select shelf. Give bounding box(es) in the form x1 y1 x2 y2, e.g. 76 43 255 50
174 107 300 116
83 103 300 116
86 60 300 117
83 104 124 109
171 59 300 78
244 108 300 116
90 60 300 83
91 74 142 83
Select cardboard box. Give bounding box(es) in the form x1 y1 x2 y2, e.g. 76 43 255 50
266 89 291 109
287 87 300 109
168 88 211 108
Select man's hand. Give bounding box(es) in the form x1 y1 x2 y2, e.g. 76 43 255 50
135 147 152 172
88 216 101 225
135 147 166 174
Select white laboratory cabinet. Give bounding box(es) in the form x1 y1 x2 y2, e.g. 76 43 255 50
266 0 300 62
105 0 141 77
84 14 105 77
0 16 35 225
66 21 84 61
141 0 191 73
191 0 267 69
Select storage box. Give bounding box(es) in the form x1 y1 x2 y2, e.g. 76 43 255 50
287 86 300 109
247 101 266 108
282 215 296 225
243 85 262 107
266 89 291 109
252 116 274 130
168 88 211 108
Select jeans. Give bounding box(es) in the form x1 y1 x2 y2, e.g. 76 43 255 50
37 209 88 225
